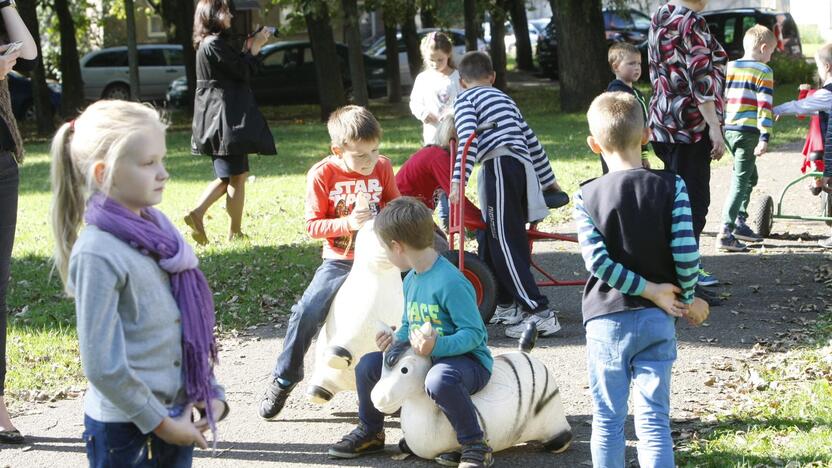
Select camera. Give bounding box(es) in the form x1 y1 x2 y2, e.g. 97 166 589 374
249 25 277 38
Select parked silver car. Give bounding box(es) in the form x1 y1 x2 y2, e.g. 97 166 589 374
80 44 185 101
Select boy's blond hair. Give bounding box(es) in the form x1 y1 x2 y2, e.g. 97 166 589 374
375 196 435 250
607 42 640 70
587 92 644 153
327 105 382 147
816 43 832 68
458 51 494 82
743 25 776 52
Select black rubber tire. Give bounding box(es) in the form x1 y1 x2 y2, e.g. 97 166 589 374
441 250 497 324
102 83 131 101
821 191 832 227
748 194 774 238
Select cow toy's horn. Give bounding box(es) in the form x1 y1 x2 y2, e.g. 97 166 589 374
518 322 537 353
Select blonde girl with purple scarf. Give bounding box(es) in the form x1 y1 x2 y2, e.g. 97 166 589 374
50 100 227 467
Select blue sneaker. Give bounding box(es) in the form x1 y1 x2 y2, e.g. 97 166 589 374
698 268 719 287
733 223 763 243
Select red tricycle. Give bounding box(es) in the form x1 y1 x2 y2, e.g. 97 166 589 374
445 122 586 323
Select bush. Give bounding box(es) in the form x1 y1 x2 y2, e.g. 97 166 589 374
770 53 816 85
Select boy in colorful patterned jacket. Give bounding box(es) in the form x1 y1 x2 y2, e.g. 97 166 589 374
718 25 777 252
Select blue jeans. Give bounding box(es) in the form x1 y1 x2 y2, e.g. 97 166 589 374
273 259 352 383
585 308 677 468
356 351 491 444
436 190 449 223
83 415 193 468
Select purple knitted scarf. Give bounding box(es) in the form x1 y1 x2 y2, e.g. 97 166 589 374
85 193 219 433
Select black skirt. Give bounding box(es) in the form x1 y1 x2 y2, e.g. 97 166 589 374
211 154 250 179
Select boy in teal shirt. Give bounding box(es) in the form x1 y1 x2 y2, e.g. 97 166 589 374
328 197 493 468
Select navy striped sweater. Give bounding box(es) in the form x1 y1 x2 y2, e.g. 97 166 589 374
574 169 699 323
452 86 556 187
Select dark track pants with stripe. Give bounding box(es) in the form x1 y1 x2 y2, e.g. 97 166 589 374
478 156 549 312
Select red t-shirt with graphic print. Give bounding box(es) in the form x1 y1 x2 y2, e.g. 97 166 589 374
306 155 400 260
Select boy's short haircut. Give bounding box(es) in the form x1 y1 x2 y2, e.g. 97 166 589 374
375 196 435 249
742 25 777 52
608 42 640 69
458 51 494 82
327 105 382 147
817 43 832 68
587 92 644 153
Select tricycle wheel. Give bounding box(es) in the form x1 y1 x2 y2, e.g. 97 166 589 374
442 250 497 324
748 195 774 238
821 191 832 227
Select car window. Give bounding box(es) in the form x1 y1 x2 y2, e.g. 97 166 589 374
263 47 303 69
450 32 465 47
138 49 166 67
631 11 651 30
604 11 634 30
741 16 757 33
723 16 738 45
164 48 183 66
85 50 127 68
303 47 314 63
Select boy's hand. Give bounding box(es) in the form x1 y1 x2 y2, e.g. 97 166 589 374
709 126 725 160
153 404 208 449
347 209 373 231
424 113 439 125
193 399 228 432
754 141 768 157
542 181 562 193
641 282 687 318
376 329 394 353
449 181 460 203
684 297 710 326
641 158 651 169
409 329 436 356
799 83 812 91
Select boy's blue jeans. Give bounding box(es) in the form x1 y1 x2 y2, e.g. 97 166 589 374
356 351 491 444
83 415 193 468
273 259 353 383
585 308 677 468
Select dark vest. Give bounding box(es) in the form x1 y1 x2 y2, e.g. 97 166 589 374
579 168 680 323
819 82 832 145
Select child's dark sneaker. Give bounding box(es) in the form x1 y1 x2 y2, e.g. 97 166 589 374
434 451 461 466
458 441 494 468
328 424 385 459
698 268 719 287
717 232 747 252
811 185 823 196
733 223 763 243
258 378 294 419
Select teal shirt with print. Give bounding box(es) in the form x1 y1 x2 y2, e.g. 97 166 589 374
394 255 493 372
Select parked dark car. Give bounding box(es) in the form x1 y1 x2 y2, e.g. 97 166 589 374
537 8 651 79
701 8 802 60
8 71 61 121
166 40 386 108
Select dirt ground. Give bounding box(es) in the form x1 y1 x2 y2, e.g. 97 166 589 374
1 144 829 467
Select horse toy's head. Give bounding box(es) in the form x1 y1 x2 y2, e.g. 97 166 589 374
370 323 433 413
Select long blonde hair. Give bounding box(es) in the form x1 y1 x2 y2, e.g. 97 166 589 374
420 31 455 70
430 112 456 149
50 100 167 292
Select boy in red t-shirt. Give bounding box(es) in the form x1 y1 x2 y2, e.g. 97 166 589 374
258 106 400 419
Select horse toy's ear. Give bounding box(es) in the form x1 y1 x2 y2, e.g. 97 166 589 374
384 339 412 369
375 320 394 336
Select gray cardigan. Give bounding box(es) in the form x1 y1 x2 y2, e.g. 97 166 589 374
68 225 225 434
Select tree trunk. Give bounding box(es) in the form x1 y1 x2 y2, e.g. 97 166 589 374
463 0 478 51
490 2 508 91
53 0 84 117
124 0 141 101
342 0 369 106
305 3 347 121
420 0 436 28
510 0 534 70
402 0 421 81
175 0 197 113
382 9 401 103
553 0 608 112
17 0 53 135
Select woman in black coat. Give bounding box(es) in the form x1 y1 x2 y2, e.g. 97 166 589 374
186 0 275 244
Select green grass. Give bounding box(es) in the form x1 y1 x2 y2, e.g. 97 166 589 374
676 313 832 467
3 82 814 405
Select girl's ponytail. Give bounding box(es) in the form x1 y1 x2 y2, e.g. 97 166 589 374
50 122 85 293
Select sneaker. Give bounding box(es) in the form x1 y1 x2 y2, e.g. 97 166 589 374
717 232 747 252
695 285 722 307
698 268 719 287
490 303 525 325
505 309 561 338
733 223 763 243
820 237 832 249
328 424 385 459
435 451 462 466
258 378 295 420
459 441 494 468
